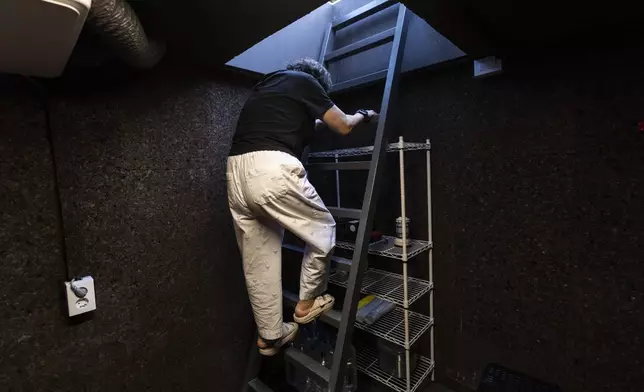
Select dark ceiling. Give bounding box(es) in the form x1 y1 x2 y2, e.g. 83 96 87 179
403 0 644 57
132 0 328 67
76 0 644 72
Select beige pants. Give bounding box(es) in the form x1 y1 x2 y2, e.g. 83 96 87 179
227 151 336 340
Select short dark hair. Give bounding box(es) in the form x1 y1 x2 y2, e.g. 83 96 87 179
286 58 333 93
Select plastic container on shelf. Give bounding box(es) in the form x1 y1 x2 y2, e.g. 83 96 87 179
356 296 395 325
394 217 411 247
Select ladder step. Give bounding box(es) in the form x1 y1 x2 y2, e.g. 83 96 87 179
284 290 341 327
247 378 273 392
331 70 387 93
327 207 362 219
306 161 371 171
284 291 433 349
325 28 395 63
284 348 330 386
283 244 352 268
333 0 397 31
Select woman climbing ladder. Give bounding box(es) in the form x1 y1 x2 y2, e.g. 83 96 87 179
227 58 377 355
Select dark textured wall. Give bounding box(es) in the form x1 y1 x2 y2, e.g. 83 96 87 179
409 54 644 392
326 48 644 392
0 67 253 391
3 45 644 392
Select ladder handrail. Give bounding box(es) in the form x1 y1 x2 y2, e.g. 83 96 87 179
328 4 411 392
245 3 411 391
319 23 333 64
332 0 397 31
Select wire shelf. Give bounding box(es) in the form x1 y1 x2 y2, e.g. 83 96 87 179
357 346 434 392
336 235 432 261
329 268 432 306
308 141 430 158
356 306 433 348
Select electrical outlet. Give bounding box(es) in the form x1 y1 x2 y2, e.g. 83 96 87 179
64 276 97 317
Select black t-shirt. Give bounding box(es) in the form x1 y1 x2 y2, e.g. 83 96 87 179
229 70 335 158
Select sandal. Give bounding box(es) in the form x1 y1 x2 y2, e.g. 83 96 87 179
258 322 299 356
293 294 335 324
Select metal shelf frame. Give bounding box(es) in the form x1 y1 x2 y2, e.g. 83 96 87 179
285 137 435 392
397 136 435 386
329 268 432 307
307 141 430 158
283 290 432 349
327 137 435 391
356 306 433 349
336 235 432 261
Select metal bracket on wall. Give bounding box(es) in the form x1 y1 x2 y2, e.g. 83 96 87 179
474 56 503 78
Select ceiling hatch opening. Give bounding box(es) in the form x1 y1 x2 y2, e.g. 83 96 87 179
226 0 466 77
226 1 336 75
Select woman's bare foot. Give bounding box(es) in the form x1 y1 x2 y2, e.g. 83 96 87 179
294 299 315 318
293 295 335 324
256 322 299 356
257 336 269 349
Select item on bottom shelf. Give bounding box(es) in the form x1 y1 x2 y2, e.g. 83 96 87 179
355 295 377 323
394 216 411 247
358 295 376 308
363 300 395 325
377 339 419 379
478 363 564 392
356 296 395 325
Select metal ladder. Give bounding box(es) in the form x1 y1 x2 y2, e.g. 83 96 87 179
245 1 410 391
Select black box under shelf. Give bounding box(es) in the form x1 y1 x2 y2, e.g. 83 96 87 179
478 363 563 392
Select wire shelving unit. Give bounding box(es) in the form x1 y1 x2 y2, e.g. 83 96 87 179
315 137 435 391
356 346 435 392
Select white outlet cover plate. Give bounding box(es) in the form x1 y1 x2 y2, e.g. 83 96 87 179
65 276 97 317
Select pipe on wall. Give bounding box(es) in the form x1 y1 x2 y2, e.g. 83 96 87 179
87 0 165 68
